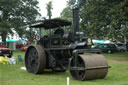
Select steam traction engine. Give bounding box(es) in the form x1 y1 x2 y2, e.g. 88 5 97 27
25 18 110 81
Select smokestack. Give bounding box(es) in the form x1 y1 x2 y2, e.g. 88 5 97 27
73 8 80 41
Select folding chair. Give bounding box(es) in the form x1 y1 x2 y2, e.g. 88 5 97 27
17 55 23 63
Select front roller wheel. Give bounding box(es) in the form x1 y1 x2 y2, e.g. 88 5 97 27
69 54 109 81
69 56 86 81
25 45 46 74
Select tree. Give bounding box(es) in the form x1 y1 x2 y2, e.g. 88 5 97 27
60 0 77 22
60 6 72 21
80 0 108 39
46 1 53 19
80 0 128 42
0 0 41 45
0 21 12 44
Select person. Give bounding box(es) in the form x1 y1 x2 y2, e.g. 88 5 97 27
27 40 32 45
126 42 128 51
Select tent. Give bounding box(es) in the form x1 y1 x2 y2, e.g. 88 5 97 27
6 40 18 42
6 40 26 43
92 40 112 44
6 40 27 50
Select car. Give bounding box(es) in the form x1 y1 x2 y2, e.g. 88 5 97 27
20 45 28 51
0 42 13 58
115 43 127 52
92 43 118 53
20 41 31 51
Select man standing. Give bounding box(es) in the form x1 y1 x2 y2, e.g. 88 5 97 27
126 42 128 51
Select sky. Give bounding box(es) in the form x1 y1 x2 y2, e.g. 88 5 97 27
38 0 69 18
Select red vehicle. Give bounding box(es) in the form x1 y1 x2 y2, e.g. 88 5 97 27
20 45 28 51
0 42 13 58
20 40 32 51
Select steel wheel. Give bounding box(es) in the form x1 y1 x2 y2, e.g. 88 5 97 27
70 56 86 81
70 54 109 81
25 45 46 74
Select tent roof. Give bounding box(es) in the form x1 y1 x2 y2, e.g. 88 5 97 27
6 40 26 43
6 40 18 42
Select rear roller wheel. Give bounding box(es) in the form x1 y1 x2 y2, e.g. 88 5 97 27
70 54 109 81
25 45 46 74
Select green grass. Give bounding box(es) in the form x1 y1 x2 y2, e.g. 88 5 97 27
0 51 128 85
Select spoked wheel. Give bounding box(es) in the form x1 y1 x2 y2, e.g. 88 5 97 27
70 54 109 81
25 45 46 74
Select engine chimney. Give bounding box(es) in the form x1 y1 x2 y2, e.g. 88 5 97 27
73 8 80 41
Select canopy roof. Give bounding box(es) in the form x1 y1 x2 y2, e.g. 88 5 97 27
30 18 72 29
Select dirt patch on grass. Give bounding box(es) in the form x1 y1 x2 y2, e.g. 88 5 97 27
111 59 128 62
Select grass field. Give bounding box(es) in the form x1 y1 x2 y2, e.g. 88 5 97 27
0 51 128 85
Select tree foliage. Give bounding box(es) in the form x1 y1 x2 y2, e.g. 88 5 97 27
80 0 128 42
0 0 41 44
60 0 74 22
60 6 72 21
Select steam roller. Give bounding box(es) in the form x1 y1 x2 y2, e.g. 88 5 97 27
24 0 110 81
24 18 110 81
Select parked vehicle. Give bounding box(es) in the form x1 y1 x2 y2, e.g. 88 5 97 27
20 41 32 51
20 45 28 51
92 43 118 53
0 42 13 58
115 43 127 52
